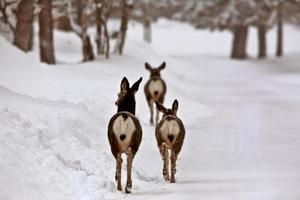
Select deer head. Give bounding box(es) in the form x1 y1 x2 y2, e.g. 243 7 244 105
145 62 166 78
155 99 178 118
115 77 143 115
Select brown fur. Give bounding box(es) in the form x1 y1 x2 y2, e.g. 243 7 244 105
144 62 167 126
107 77 143 193
155 100 185 183
108 112 143 158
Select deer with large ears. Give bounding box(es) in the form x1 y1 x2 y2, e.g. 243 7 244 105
155 99 185 183
144 62 167 126
108 77 143 193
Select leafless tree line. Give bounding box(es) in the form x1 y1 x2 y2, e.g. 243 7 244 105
0 0 134 64
1 0 300 64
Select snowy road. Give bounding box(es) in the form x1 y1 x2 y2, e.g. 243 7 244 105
131 53 300 200
163 49 300 198
1 20 300 200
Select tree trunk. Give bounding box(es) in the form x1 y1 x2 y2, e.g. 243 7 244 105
95 0 111 58
82 35 94 61
96 21 103 55
38 0 55 64
104 22 110 59
0 1 16 34
116 0 131 55
142 3 151 43
231 25 248 60
276 2 283 57
76 0 94 62
53 16 72 31
13 0 34 52
95 0 104 55
258 25 267 59
143 17 152 43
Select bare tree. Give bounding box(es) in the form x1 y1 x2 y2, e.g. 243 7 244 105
276 1 283 57
38 0 55 64
115 0 133 55
142 2 152 43
130 0 158 43
95 0 104 55
68 0 95 62
94 0 112 58
13 0 34 52
52 1 72 31
0 0 17 35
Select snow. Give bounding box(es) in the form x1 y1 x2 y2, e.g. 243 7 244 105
1 20 300 200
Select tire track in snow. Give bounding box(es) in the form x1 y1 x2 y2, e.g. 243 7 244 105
234 104 272 199
150 56 274 199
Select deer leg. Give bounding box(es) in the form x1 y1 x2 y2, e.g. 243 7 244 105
161 143 170 181
149 101 154 125
170 151 177 183
115 154 122 191
155 108 160 127
125 148 133 193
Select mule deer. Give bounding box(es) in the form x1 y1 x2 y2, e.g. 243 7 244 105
155 100 185 183
108 77 143 193
144 62 167 126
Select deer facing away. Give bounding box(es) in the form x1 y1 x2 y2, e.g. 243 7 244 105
155 100 185 183
107 77 143 193
144 62 167 126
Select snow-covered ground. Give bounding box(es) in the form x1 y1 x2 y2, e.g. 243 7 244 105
1 20 300 200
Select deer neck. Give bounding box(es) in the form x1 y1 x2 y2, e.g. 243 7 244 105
163 115 176 121
117 93 136 115
150 75 161 80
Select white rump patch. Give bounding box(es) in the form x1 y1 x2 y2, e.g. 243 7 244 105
149 79 164 98
112 115 136 152
159 119 180 145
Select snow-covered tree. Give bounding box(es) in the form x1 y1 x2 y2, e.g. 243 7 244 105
180 0 300 59
267 0 300 57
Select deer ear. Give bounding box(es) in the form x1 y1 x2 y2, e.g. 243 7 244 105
131 77 143 93
158 62 166 70
145 62 152 71
120 77 130 92
172 99 178 113
156 101 167 113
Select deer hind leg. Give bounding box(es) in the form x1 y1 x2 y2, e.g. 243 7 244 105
155 107 160 127
148 101 154 125
125 148 133 193
156 97 163 126
160 143 170 181
170 151 177 183
115 154 123 191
